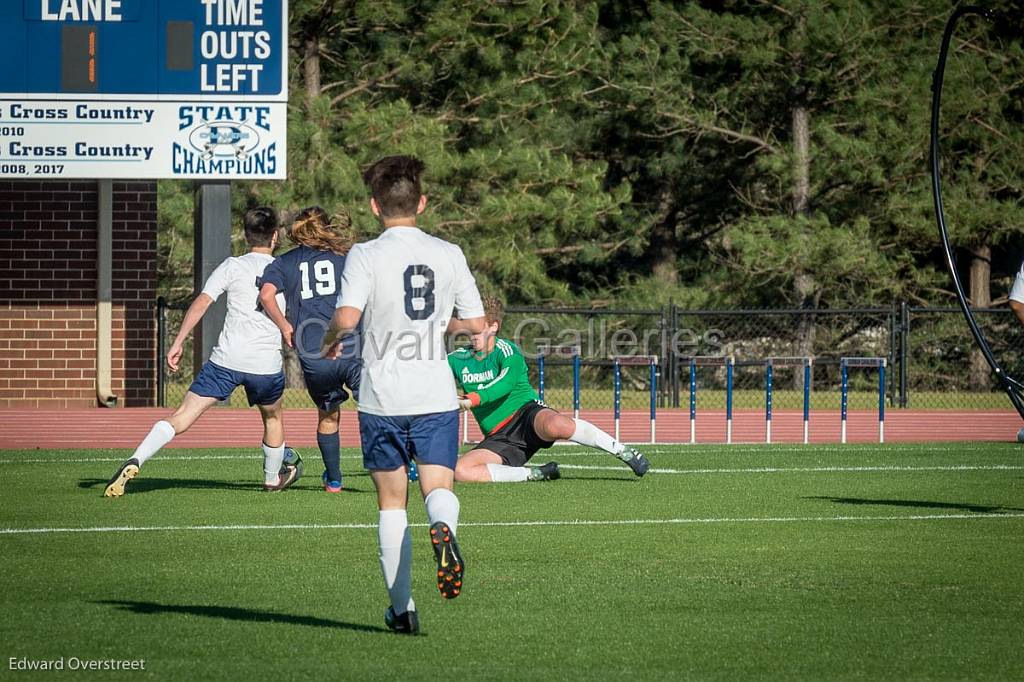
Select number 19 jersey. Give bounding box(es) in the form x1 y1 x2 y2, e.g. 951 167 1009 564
260 245 355 357
337 226 484 416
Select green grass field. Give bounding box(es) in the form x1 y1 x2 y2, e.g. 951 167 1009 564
2 443 1023 679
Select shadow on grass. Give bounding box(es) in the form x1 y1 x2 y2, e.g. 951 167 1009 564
77 478 369 494
804 496 1024 514
95 600 392 634
559 475 639 483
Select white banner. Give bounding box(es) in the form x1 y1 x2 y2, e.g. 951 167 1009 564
0 99 286 179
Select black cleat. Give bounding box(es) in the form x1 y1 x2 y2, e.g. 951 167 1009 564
103 458 140 497
429 521 464 599
621 447 650 477
384 605 420 634
530 461 561 481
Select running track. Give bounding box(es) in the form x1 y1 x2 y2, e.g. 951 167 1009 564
0 408 1020 449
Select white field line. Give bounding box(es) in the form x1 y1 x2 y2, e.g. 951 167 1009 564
558 464 1024 474
2 513 1024 536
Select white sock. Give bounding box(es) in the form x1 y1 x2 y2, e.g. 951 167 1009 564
486 463 530 483
378 509 415 615
424 488 460 536
571 418 626 456
132 420 176 467
262 442 285 485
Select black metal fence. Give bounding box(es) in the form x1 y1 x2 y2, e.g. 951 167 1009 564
156 298 1022 411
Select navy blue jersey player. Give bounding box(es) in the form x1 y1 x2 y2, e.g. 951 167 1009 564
259 207 362 492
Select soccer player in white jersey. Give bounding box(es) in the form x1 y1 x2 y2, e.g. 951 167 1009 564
104 208 301 497
321 156 486 635
1011 259 1024 326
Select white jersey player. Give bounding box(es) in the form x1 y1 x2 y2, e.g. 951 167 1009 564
1011 259 1024 326
104 207 300 497
322 156 485 634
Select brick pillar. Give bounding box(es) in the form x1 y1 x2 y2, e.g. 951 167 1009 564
0 180 157 407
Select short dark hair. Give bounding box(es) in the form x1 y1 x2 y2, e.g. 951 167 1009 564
362 155 426 219
243 206 278 247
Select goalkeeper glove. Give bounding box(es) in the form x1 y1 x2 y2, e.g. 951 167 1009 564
457 393 480 411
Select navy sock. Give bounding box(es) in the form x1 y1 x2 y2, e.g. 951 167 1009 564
317 431 342 482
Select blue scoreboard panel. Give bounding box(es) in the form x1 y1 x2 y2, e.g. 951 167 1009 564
0 0 288 179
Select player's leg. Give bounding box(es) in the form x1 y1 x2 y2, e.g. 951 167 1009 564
410 410 465 600
455 445 558 483
103 362 232 497
317 408 343 492
455 447 507 481
249 371 300 491
359 412 418 634
301 357 349 492
533 407 650 477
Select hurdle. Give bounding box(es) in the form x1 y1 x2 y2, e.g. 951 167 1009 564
765 357 813 445
535 344 581 411
612 355 658 444
688 356 734 444
840 357 886 444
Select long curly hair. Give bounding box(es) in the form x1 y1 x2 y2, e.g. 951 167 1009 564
288 206 355 255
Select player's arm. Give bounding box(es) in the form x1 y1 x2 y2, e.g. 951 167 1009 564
1010 269 1024 326
449 315 487 335
258 282 293 348
322 306 362 359
1011 299 1024 326
167 259 233 371
167 293 214 373
464 348 526 408
322 245 368 359
448 354 476 411
450 245 487 335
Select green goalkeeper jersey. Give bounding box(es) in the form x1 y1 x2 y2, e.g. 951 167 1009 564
448 337 539 435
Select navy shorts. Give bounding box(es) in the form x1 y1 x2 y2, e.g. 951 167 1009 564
189 361 285 407
300 357 361 412
358 410 460 471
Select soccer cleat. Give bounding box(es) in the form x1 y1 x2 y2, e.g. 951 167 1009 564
322 471 342 494
103 458 140 498
263 463 300 492
384 605 420 635
529 461 561 481
407 459 419 482
429 521 464 599
620 447 650 477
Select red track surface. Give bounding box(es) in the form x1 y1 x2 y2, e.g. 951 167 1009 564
0 408 1020 450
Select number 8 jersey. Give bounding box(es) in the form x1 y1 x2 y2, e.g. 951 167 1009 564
338 226 484 416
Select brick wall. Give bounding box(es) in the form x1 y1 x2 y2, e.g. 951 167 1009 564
0 180 157 408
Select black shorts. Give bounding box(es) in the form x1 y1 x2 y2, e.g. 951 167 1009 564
476 401 555 468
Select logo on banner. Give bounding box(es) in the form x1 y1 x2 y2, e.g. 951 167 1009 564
173 105 277 176
189 121 261 160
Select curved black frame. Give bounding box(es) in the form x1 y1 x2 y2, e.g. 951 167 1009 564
930 4 1024 419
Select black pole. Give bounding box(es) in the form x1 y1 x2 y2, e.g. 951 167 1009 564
156 296 166 408
899 301 909 408
930 6 1024 419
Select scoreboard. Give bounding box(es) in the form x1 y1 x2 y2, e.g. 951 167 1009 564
0 0 288 179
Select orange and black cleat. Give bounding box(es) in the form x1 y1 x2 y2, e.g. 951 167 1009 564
429 521 464 599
